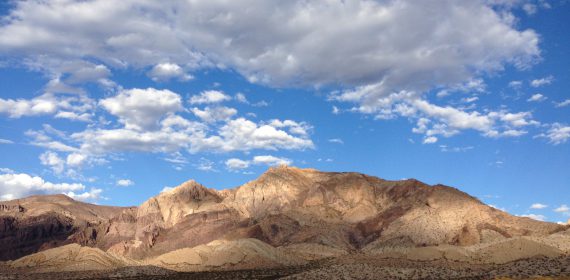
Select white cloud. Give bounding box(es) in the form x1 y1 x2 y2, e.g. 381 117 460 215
554 205 570 213
189 90 231 105
39 151 65 174
0 0 549 147
530 203 548 209
439 145 474 152
522 3 537 15
161 186 174 193
423 136 438 144
252 101 269 107
163 152 189 165
328 138 344 144
268 119 312 137
527 93 547 102
536 123 570 145
25 128 79 153
508 80 523 89
555 99 570 108
191 106 237 123
520 214 546 221
66 153 87 167
0 92 94 120
530 76 553 87
235 93 248 104
253 155 292 166
65 188 102 201
332 106 340 114
0 0 552 173
194 158 217 172
207 118 314 152
147 63 193 82
0 172 99 202
116 179 134 187
406 99 536 139
461 96 479 103
0 0 539 96
72 115 313 155
495 111 539 127
0 168 14 174
225 158 250 170
0 139 14 144
500 129 527 137
100 88 182 130
225 155 291 171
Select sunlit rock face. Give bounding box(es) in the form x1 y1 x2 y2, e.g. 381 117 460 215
0 166 565 263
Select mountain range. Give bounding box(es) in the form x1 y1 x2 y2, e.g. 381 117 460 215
1 166 569 278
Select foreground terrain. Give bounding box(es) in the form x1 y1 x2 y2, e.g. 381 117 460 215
2 254 570 279
0 166 569 279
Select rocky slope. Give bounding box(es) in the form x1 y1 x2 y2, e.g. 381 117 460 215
0 194 129 260
0 165 567 273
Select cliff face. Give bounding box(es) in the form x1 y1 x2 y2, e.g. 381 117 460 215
0 166 565 261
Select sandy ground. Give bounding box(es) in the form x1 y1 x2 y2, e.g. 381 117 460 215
2 255 570 280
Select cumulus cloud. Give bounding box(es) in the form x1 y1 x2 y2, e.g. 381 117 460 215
530 76 553 87
225 155 292 171
189 90 231 105
0 171 101 202
0 0 553 145
100 88 182 130
65 188 103 201
191 106 237 123
70 113 313 156
268 119 312 137
530 203 548 209
554 205 570 213
39 151 65 174
520 214 546 221
147 63 193 82
536 123 570 145
209 118 314 152
423 136 438 144
235 93 248 104
252 155 292 166
527 93 547 102
225 158 250 170
0 1 539 90
116 179 134 187
0 92 94 120
508 80 523 89
555 99 570 108
66 153 87 167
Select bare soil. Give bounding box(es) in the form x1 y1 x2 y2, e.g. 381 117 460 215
2 255 570 280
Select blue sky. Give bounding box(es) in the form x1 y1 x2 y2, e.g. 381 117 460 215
0 0 568 222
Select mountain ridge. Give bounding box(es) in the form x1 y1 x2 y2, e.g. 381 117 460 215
0 166 566 266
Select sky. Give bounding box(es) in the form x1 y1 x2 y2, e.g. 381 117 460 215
0 0 568 223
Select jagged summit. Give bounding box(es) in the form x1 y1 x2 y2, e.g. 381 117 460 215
157 179 219 199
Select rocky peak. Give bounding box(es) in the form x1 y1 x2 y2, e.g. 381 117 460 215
137 179 223 229
159 180 220 202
